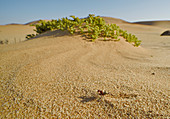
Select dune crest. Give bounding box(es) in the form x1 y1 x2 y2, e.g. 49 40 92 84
0 25 35 44
133 20 170 28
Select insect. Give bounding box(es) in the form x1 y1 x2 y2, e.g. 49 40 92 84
97 90 108 95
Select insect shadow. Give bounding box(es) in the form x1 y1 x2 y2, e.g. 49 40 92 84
78 96 97 103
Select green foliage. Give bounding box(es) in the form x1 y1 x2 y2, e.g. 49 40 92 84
26 34 36 39
27 14 141 46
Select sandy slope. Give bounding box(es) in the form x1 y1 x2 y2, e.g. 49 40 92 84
0 19 170 118
0 25 35 44
133 20 170 29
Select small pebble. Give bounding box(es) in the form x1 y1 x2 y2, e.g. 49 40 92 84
151 73 155 75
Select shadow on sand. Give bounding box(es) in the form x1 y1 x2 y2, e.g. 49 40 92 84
78 96 97 103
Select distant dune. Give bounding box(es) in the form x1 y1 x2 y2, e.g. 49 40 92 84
133 20 170 29
25 19 51 25
0 24 35 44
6 23 23 25
101 17 129 24
25 17 129 26
25 17 170 29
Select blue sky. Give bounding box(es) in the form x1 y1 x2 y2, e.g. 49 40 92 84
0 0 170 25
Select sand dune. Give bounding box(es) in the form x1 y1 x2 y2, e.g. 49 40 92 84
0 17 170 118
0 25 35 44
25 20 51 25
102 17 129 24
25 17 128 26
133 20 170 29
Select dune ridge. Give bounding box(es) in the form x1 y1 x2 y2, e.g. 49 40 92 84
0 25 35 44
133 20 170 29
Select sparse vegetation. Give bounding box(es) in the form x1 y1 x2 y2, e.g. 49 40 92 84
26 34 36 39
0 40 9 45
0 40 3 44
27 14 141 47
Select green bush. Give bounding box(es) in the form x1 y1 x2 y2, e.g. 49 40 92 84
27 14 141 47
26 34 36 39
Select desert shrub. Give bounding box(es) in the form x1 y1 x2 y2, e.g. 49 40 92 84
26 34 36 39
0 40 4 44
27 14 141 46
0 40 9 44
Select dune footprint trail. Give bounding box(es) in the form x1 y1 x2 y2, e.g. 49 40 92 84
0 22 170 118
